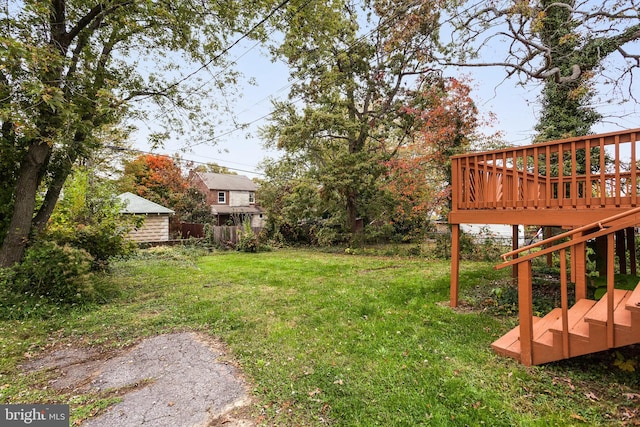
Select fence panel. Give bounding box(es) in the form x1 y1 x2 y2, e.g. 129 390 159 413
180 223 263 245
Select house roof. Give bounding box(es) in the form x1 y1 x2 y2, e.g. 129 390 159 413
117 192 175 215
194 172 257 191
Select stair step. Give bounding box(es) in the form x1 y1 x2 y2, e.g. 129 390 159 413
548 299 597 339
491 317 542 360
625 282 640 313
532 308 562 345
585 289 632 328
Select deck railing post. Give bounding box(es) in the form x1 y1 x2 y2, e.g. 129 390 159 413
560 249 570 359
573 233 587 300
607 233 615 348
518 260 534 366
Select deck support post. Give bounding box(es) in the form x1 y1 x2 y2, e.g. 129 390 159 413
607 234 615 349
518 260 534 366
616 229 627 275
450 224 460 308
627 227 637 276
573 232 587 301
512 225 519 279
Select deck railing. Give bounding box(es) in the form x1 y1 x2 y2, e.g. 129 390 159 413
451 129 640 212
495 206 640 366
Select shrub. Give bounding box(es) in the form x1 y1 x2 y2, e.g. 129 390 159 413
236 221 259 252
12 240 96 303
45 168 137 269
47 222 137 270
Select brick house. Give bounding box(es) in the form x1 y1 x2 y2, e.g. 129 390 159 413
117 192 175 242
189 171 265 227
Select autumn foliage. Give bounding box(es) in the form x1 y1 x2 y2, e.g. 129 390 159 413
384 77 478 229
120 154 188 208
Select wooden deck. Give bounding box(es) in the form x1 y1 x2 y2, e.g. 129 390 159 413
449 128 640 226
448 128 640 365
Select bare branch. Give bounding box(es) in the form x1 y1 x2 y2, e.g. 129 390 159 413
446 0 640 90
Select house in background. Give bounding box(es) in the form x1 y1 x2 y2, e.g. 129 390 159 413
117 192 175 242
189 171 265 227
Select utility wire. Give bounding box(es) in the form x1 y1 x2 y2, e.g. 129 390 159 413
157 0 293 97
191 0 417 146
107 145 265 176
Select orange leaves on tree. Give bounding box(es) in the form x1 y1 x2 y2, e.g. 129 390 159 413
122 154 188 207
385 77 478 223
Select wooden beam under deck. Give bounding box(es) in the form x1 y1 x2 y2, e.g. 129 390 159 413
449 207 639 227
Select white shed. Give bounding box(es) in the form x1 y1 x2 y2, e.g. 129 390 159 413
117 192 175 242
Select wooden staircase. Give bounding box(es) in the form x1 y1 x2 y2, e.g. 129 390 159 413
490 206 640 365
492 286 640 365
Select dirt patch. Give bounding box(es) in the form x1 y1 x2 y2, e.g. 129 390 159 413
22 332 256 426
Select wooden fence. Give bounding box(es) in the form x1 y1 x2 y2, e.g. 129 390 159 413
180 223 263 246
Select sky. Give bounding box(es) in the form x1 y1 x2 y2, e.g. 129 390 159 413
131 23 640 180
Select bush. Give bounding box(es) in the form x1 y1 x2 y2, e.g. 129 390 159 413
433 229 507 261
45 168 137 269
47 222 137 270
12 240 96 303
236 221 259 252
0 240 123 319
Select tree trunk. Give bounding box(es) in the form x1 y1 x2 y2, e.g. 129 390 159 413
0 142 51 267
32 168 69 236
32 148 79 235
346 190 358 234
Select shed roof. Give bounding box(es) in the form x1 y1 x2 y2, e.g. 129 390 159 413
195 172 257 191
117 192 175 215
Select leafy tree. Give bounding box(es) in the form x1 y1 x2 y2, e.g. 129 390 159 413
259 156 334 245
46 168 136 269
190 163 238 175
177 187 215 225
530 0 603 141
263 0 451 242
0 0 275 267
384 77 479 236
444 0 640 140
119 154 188 209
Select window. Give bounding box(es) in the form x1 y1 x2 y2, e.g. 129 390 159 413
217 191 226 204
249 192 255 204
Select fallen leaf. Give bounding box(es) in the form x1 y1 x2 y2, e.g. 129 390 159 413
585 392 599 401
308 388 321 396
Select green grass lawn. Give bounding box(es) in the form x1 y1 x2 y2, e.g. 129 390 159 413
1 247 639 425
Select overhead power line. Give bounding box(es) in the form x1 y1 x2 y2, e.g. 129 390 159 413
160 0 293 96
190 0 419 147
106 145 265 176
